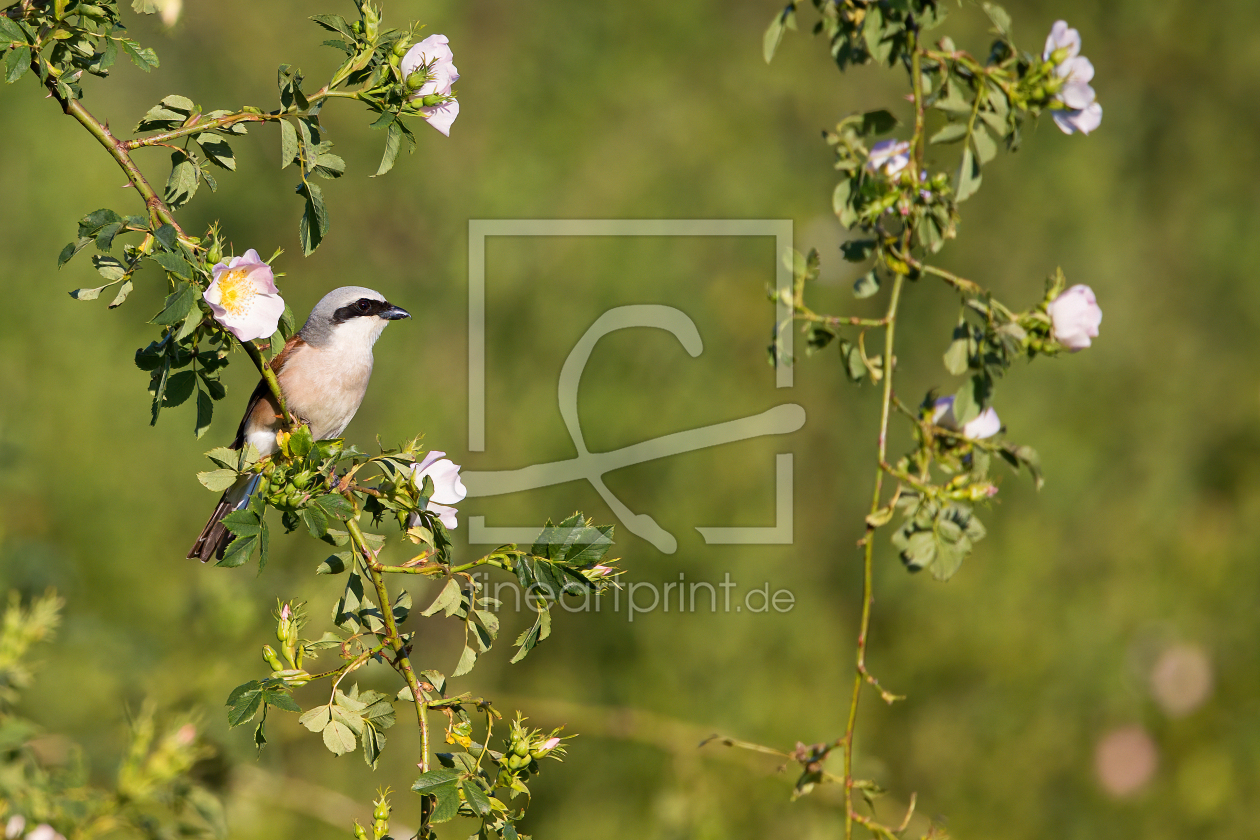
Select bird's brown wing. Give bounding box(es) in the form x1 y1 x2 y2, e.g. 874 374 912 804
230 335 307 450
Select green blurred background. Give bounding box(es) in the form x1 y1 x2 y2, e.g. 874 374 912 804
2 0 1257 837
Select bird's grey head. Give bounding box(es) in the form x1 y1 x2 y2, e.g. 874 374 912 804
298 286 411 348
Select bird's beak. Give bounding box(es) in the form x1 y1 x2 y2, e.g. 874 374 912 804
381 303 411 321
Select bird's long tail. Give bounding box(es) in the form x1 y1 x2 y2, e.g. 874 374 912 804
187 474 263 562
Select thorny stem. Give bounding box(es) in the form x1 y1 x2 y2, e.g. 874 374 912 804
843 273 904 840
346 518 431 776
38 58 185 237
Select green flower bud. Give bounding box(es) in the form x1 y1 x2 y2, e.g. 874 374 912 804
405 70 427 91
420 94 444 107
262 645 284 671
353 822 368 840
206 241 222 265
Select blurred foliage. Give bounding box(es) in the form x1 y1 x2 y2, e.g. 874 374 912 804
1 0 1258 838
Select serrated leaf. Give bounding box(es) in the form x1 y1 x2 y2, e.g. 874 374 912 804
196 135 236 170
194 388 213 437
92 254 127 281
121 39 159 71
461 780 493 817
422 579 463 618
149 250 192 278
151 282 197 325
5 45 31 84
197 469 238 492
313 493 354 520
310 13 354 38
451 645 477 678
298 181 328 255
322 720 356 755
279 119 298 168
373 120 402 177
164 150 199 208
0 17 26 42
153 224 178 251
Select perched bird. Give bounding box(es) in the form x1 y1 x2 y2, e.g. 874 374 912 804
188 286 410 561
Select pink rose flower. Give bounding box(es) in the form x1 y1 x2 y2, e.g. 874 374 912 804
1043 21 1102 135
1047 284 1102 350
203 249 285 342
401 35 460 136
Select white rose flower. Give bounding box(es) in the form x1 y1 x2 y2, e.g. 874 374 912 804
401 35 460 136
1043 20 1102 135
407 450 468 530
867 139 911 176
1047 284 1102 351
932 397 1001 440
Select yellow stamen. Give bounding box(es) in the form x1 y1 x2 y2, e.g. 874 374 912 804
216 268 255 316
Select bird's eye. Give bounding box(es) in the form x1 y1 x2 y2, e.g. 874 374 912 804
356 299 371 313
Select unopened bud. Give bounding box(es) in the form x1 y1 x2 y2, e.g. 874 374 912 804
262 645 284 671
420 93 443 107
206 241 222 265
405 70 427 91
353 822 368 840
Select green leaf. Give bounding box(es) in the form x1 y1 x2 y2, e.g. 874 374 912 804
92 254 127 282
279 119 298 169
373 120 403 177
762 4 796 64
151 282 197 325
164 150 199 208
196 135 236 170
161 93 195 113
413 770 462 823
954 145 981 202
226 684 263 727
0 17 27 43
121 39 159 72
149 251 192 278
982 2 1012 37
951 376 986 426
929 123 967 144
5 45 31 84
322 720 356 755
971 124 997 164
853 270 880 299
109 279 134 309
451 645 477 678
298 181 328 255
195 388 213 438
313 150 345 179
263 689 300 713
839 239 876 263
317 551 351 575
301 506 329 539
422 579 463 618
154 224 178 251
859 109 898 136
461 780 494 817
310 14 354 38
197 469 238 492
313 494 354 521
943 318 971 375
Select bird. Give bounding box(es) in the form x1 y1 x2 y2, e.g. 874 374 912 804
188 286 411 562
